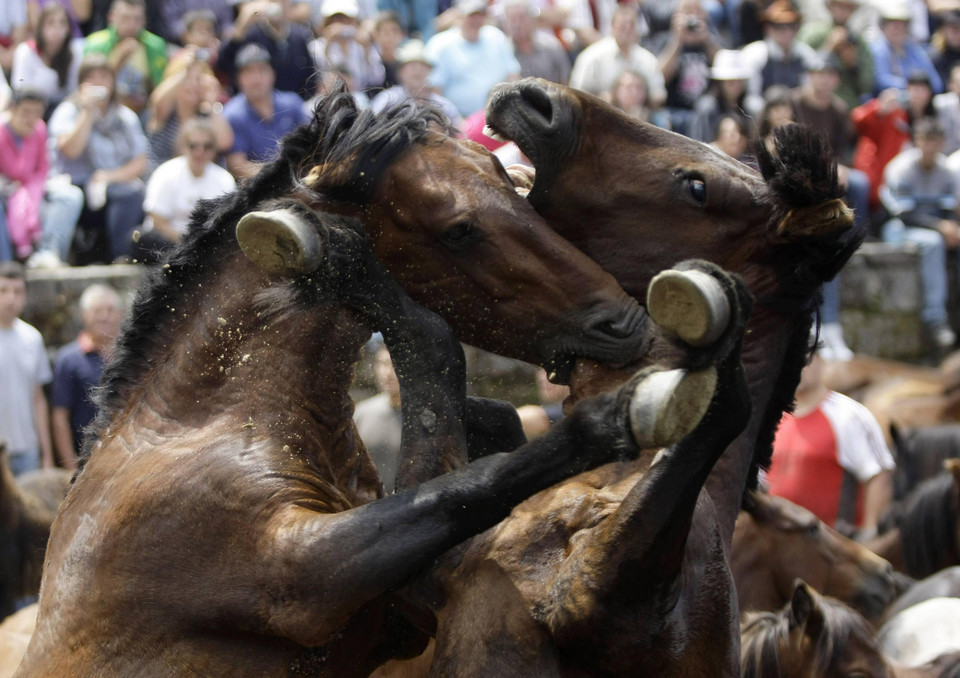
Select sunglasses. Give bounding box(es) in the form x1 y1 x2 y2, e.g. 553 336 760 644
187 142 216 151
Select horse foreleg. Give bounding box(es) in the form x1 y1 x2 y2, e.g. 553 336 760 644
537 262 753 671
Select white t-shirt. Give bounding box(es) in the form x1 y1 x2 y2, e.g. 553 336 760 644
0 318 52 454
143 156 236 236
10 39 84 105
819 390 896 482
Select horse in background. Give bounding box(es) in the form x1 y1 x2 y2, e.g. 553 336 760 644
879 598 960 674
866 459 960 579
883 567 960 621
732 492 895 621
741 581 960 678
0 444 71 621
14 93 657 677
891 425 960 498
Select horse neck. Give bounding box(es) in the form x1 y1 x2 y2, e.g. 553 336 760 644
120 253 370 468
706 283 810 546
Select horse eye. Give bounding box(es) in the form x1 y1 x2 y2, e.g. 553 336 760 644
688 178 706 205
440 220 481 250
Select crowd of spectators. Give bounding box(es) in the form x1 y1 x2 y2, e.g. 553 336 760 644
4 0 960 357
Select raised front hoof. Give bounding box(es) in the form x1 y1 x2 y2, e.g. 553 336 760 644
647 269 731 347
628 367 717 449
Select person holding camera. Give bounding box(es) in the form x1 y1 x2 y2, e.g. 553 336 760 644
219 0 316 99
740 0 818 100
651 0 720 136
798 0 874 110
83 0 168 115
309 0 385 95
48 53 148 264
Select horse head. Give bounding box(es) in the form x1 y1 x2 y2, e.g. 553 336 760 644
485 77 863 518
733 492 896 621
290 89 650 382
742 580 893 678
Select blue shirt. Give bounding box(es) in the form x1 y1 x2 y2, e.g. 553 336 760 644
870 36 943 95
51 339 104 452
224 90 308 164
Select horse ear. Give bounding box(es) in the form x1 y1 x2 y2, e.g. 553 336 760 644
776 199 855 241
788 580 825 639
945 458 960 487
236 209 323 276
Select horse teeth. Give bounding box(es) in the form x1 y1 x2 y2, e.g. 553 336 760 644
482 125 507 143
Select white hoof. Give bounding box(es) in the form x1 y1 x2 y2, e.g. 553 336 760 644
647 269 730 347
628 367 717 449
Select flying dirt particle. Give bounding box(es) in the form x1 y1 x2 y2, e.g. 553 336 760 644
218 317 227 325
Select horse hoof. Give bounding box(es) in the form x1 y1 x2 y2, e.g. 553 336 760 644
628 367 717 449
646 269 730 347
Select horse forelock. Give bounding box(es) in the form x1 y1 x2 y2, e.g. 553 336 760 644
740 612 785 678
814 596 882 675
298 88 455 204
897 472 960 576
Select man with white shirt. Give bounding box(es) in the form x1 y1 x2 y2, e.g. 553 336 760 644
138 118 235 262
569 4 665 105
425 0 521 118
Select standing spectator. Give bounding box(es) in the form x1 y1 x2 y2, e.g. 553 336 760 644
223 43 308 178
145 55 233 173
688 48 761 143
51 283 122 469
309 0 386 95
371 11 406 92
881 118 960 352
501 0 571 85
852 71 934 212
798 0 875 110
741 0 819 100
935 63 960 155
370 39 461 125
426 0 522 118
931 10 960 89
651 0 719 136
870 0 942 96
710 113 752 162
156 0 233 45
11 3 84 115
791 55 866 361
218 0 317 100
607 69 671 127
0 0 29 74
375 0 437 41
27 0 90 39
0 261 53 476
0 89 82 267
139 119 236 261
83 0 169 115
353 344 402 493
766 348 895 533
48 54 148 264
163 10 227 82
570 3 665 105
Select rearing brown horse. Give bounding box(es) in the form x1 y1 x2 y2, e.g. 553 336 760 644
378 79 861 676
16 95 657 677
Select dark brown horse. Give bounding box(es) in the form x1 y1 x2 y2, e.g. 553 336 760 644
732 492 896 621
0 444 71 621
15 96 654 677
866 459 960 579
741 581 894 678
392 78 860 676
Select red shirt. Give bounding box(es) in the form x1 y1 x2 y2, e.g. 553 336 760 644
766 408 858 526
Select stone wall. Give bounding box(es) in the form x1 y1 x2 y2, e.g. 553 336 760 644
838 242 926 362
21 243 931 405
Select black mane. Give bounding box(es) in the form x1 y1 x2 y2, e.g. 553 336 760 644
81 90 452 467
881 471 960 578
745 124 865 494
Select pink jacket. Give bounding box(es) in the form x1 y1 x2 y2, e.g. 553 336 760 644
0 120 49 258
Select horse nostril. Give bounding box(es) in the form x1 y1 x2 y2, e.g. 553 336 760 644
595 316 637 340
